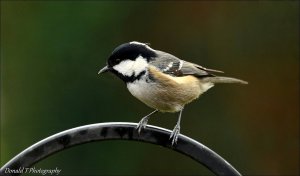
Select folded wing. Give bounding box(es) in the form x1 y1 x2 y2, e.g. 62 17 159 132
149 51 223 78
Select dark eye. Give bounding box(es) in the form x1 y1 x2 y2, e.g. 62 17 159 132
114 58 122 65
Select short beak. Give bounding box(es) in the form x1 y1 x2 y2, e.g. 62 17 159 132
98 65 109 74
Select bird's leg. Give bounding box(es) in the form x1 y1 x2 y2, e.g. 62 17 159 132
136 109 158 134
170 107 184 145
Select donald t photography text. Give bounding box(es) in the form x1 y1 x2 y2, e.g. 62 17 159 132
4 167 61 175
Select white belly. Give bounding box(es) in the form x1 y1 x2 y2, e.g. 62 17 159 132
127 80 183 112
127 77 213 112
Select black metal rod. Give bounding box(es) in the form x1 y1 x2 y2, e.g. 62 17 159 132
0 122 241 176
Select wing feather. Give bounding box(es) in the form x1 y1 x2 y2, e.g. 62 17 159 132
149 51 222 77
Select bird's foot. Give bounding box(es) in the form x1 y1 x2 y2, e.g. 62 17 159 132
169 124 180 145
135 110 158 134
136 117 149 134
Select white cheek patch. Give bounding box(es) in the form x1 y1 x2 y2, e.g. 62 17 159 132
113 60 135 76
113 56 148 77
132 56 148 76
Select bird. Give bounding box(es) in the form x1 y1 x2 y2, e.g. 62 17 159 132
98 41 248 145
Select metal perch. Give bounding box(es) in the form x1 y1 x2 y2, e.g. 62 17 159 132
0 122 241 175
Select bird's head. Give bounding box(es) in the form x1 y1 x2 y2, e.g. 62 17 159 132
99 41 157 83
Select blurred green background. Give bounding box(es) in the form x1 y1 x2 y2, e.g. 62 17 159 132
1 1 299 175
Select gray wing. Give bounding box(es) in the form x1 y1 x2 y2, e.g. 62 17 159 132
149 50 223 77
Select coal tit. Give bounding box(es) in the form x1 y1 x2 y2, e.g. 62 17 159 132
99 41 247 145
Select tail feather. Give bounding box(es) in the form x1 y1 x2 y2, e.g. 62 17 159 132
202 76 248 84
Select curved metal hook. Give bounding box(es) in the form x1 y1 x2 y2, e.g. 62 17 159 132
0 122 241 176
